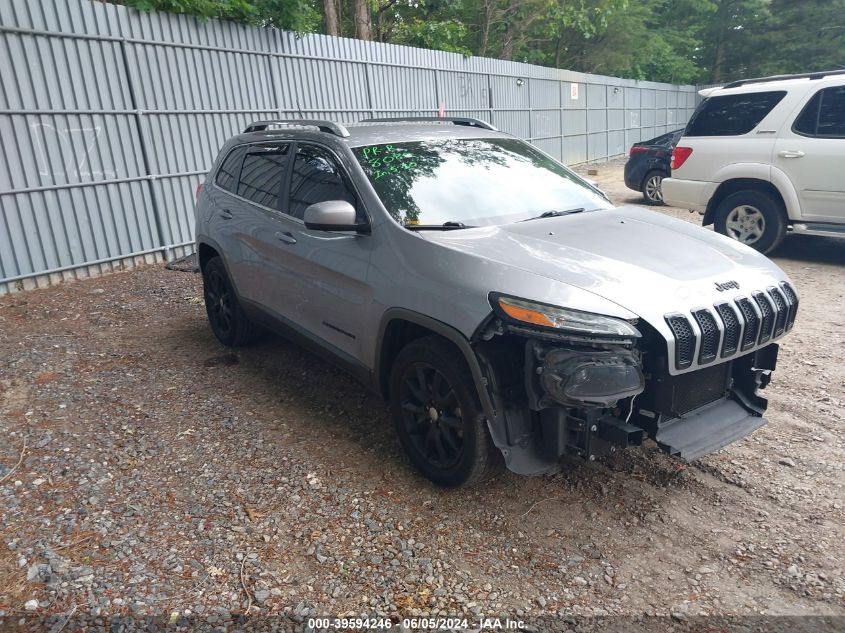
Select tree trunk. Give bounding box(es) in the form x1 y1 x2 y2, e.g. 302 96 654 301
711 40 724 84
323 0 339 37
479 0 493 57
500 0 519 61
354 0 372 41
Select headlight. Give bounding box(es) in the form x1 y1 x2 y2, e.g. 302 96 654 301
492 294 640 338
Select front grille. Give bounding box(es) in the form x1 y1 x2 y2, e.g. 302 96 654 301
664 284 794 371
754 292 775 344
692 309 719 364
735 297 760 351
768 287 788 337
715 302 740 357
779 282 799 331
665 315 695 370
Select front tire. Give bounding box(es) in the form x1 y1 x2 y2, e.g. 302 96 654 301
641 170 666 205
202 256 260 346
389 336 497 487
714 190 787 254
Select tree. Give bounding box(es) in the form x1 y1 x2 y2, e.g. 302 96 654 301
698 0 769 83
108 0 845 84
755 0 845 76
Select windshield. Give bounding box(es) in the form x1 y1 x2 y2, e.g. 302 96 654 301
352 138 611 227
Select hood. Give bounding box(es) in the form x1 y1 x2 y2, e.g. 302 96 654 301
425 206 792 367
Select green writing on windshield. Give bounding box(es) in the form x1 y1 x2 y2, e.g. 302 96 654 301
359 144 418 180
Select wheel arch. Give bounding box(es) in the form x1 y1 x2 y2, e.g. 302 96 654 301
196 238 247 305
197 241 221 272
374 308 496 422
703 178 788 226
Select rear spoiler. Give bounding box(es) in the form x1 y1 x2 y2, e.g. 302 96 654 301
698 87 719 98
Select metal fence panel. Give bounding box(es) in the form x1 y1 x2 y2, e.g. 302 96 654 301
1 0 701 293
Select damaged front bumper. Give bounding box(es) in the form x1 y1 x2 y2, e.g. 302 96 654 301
476 324 779 475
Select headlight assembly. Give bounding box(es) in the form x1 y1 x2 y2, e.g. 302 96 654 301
491 294 640 338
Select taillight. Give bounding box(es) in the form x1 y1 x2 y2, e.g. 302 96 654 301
195 182 203 202
629 145 648 157
671 147 693 170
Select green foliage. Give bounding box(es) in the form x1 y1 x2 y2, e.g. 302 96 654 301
117 0 259 23
251 0 321 31
755 0 845 78
109 0 845 83
115 0 320 32
393 19 473 56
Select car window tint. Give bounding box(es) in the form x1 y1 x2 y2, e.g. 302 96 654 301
817 86 845 137
288 145 356 220
793 91 822 136
215 147 243 193
686 91 786 136
237 144 290 208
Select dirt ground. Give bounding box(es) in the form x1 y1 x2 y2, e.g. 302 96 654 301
1 159 843 631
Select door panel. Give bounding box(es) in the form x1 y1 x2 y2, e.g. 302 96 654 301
212 143 298 311
273 143 373 363
774 86 845 222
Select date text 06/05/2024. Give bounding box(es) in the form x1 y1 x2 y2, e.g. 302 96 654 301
306 617 526 630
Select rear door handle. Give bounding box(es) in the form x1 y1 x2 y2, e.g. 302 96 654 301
274 231 297 245
778 150 805 158
219 209 234 220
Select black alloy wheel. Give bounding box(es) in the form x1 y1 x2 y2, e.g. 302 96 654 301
399 362 465 471
202 256 260 346
389 336 498 487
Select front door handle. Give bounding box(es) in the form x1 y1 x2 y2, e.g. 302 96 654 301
274 231 297 245
219 209 234 220
778 150 805 158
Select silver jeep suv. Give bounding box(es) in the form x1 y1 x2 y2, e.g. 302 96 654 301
195 117 798 487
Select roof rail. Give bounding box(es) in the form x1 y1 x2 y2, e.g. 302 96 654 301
244 120 350 138
360 116 498 131
723 69 845 89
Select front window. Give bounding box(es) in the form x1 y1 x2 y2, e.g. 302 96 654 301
352 138 610 227
288 144 359 220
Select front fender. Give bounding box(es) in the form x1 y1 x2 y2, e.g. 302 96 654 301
374 308 497 421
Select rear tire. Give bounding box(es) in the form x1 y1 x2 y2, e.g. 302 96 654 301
202 256 260 347
714 190 787 254
389 336 498 487
641 170 666 205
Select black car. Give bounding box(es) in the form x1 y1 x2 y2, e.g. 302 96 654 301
624 129 683 204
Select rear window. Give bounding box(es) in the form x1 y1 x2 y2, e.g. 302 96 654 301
236 144 290 209
215 147 243 193
686 91 786 136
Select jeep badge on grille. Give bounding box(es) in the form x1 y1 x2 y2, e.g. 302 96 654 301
715 280 740 292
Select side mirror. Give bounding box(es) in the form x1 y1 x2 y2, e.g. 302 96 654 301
303 200 368 233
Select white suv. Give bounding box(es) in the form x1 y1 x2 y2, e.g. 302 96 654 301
663 70 845 253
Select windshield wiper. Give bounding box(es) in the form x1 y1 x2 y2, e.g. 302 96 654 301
521 207 586 222
405 221 475 230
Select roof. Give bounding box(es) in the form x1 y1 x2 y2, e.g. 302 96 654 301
343 123 510 147
234 119 511 148
701 70 845 97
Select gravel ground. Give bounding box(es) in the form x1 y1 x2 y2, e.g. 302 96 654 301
1 160 844 632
